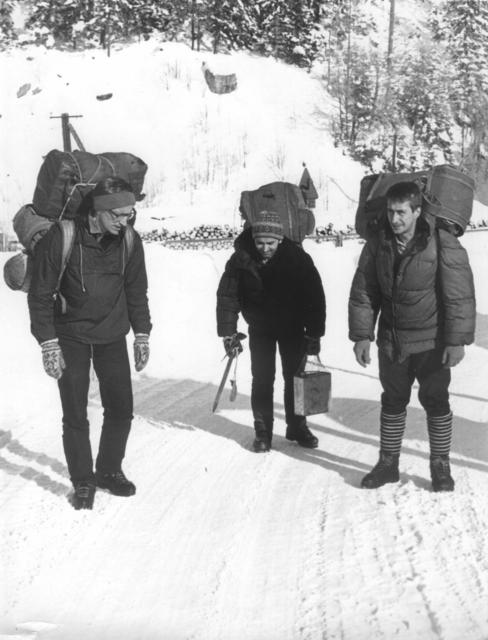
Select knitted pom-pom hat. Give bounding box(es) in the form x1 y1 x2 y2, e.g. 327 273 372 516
251 210 284 240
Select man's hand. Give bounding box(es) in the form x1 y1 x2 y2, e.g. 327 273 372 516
134 333 150 372
354 339 371 368
223 333 245 357
442 345 465 368
305 336 321 356
41 339 66 379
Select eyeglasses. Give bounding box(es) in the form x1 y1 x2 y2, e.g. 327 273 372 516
106 208 136 221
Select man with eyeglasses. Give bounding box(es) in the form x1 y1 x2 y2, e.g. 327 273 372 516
28 177 152 510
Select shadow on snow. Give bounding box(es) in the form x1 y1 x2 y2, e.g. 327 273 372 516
132 376 488 490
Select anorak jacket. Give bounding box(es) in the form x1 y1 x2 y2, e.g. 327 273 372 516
28 218 151 344
348 214 475 358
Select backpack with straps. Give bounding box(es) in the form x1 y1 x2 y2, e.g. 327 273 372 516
4 148 145 293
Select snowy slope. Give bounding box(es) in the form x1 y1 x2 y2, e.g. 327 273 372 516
0 39 367 236
1 232 487 640
2 38 487 238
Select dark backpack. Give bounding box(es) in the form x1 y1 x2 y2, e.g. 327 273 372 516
4 148 145 292
239 181 315 244
33 149 147 220
355 165 474 239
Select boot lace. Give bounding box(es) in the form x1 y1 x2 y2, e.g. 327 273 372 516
432 457 451 479
76 482 94 498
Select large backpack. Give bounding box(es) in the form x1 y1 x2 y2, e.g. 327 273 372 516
32 149 147 220
239 181 315 244
355 165 474 238
3 148 145 292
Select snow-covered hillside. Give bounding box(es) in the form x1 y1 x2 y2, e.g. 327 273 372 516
0 40 369 236
2 38 487 238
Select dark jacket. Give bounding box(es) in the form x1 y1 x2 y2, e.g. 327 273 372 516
348 214 475 357
216 228 326 338
28 218 152 344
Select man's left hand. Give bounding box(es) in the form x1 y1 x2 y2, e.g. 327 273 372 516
134 334 150 372
442 345 465 368
305 336 321 356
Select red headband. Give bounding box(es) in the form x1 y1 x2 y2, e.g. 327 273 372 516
93 192 136 211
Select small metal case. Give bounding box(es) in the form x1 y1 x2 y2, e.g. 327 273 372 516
293 356 331 416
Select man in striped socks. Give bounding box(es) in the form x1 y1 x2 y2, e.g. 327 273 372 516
348 181 475 492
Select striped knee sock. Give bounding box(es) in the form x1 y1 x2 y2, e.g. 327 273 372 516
380 411 407 455
427 412 453 457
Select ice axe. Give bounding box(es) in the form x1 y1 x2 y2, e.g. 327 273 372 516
212 333 246 413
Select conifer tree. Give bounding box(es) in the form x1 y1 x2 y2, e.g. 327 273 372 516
432 0 488 161
0 0 16 47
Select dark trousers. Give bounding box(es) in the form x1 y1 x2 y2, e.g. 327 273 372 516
249 330 305 435
58 337 133 483
379 348 451 417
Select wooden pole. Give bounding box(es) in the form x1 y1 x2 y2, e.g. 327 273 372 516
61 113 71 152
50 113 84 151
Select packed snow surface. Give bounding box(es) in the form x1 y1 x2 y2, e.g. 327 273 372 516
1 232 487 640
1 38 487 640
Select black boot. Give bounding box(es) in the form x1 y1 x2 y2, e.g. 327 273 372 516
96 470 136 496
285 421 318 448
72 481 96 510
361 451 400 489
430 455 455 492
252 420 272 453
252 434 271 452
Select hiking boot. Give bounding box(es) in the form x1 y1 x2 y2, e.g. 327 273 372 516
285 423 319 448
361 451 400 489
96 470 136 496
72 481 96 510
252 434 271 453
430 455 455 492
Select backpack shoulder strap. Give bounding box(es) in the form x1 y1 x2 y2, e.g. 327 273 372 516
122 225 136 271
57 219 76 290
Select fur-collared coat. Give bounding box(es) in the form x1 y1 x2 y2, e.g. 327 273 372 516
217 228 325 338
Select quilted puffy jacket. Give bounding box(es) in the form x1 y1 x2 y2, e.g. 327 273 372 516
217 228 325 338
348 214 475 357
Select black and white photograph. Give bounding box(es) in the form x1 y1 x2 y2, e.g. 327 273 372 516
0 1 487 638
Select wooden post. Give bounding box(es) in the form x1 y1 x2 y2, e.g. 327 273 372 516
61 113 71 152
50 113 84 151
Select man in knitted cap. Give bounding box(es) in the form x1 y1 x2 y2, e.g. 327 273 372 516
28 177 151 510
216 210 326 452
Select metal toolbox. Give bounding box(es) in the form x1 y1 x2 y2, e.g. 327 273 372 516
293 356 331 416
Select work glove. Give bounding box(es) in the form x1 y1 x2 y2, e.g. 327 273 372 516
305 336 321 356
354 339 371 368
223 332 245 357
134 333 150 372
442 345 465 368
41 338 66 380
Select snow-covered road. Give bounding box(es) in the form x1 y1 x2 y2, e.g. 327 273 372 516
1 237 487 640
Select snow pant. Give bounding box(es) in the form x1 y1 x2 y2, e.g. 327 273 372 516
249 329 305 437
378 347 452 456
57 337 133 484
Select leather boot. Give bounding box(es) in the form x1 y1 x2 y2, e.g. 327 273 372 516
430 455 454 492
361 450 400 489
252 421 272 453
285 420 318 448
